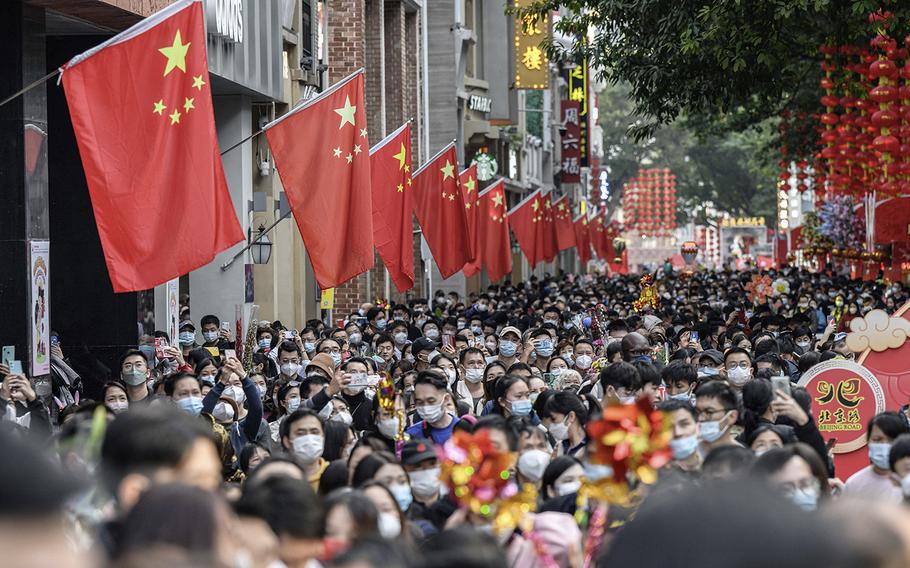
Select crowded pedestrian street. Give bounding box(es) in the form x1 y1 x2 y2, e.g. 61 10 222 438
3 1 910 567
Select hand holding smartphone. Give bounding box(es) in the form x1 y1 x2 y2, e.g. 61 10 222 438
771 375 791 398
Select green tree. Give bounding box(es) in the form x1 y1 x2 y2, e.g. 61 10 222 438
598 82 776 220
519 0 910 152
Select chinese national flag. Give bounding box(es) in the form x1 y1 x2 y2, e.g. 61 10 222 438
591 214 610 260
266 71 373 289
540 193 558 262
553 195 576 251
61 0 243 292
370 123 414 292
574 214 592 265
459 164 481 276
508 190 544 268
477 181 512 281
412 144 471 278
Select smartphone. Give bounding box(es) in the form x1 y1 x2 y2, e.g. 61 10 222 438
349 372 370 387
283 330 295 340
8 360 23 375
543 372 556 387
221 321 231 331
827 315 836 327
224 349 237 360
771 375 791 398
51 334 59 347
1 346 13 366
155 337 167 359
367 374 381 385
442 334 455 350
690 331 699 343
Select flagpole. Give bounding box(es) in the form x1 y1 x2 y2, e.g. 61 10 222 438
221 68 364 156
412 139 457 176
0 69 61 109
506 188 541 217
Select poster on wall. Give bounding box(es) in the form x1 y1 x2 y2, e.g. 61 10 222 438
29 240 50 376
166 278 179 347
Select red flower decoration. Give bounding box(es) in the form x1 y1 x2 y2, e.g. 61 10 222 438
585 398 672 485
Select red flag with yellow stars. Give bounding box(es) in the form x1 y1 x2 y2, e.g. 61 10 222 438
476 180 512 282
459 164 482 276
61 0 242 293
508 189 544 268
591 212 610 260
552 195 577 251
574 213 592 265
369 122 414 293
266 70 373 289
412 143 471 278
539 193 559 262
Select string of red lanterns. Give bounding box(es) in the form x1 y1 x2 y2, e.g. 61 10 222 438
621 168 677 237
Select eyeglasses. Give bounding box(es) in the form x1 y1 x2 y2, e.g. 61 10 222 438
725 361 751 370
781 477 821 495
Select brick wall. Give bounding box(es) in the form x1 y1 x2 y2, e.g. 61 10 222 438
329 0 426 315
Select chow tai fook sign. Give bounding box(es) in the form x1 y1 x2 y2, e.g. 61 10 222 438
513 0 549 89
798 360 886 478
560 100 581 183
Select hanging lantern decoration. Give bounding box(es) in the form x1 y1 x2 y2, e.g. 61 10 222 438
680 241 698 265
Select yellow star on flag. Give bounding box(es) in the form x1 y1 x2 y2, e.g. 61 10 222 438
393 143 407 170
465 202 472 209
492 193 504 207
404 164 410 173
441 160 455 180
558 202 566 211
464 177 476 193
532 200 540 211
360 128 368 138
397 183 404 193
346 153 353 164
333 147 342 158
192 74 206 90
153 99 166 115
334 96 357 129
448 193 455 201
353 145 362 155
407 178 412 186
159 29 190 77
183 97 195 112
168 109 181 125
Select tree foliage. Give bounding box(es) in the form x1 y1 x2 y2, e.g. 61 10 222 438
598 82 776 220
519 0 910 149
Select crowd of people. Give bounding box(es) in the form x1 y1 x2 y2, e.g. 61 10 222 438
4 267 910 568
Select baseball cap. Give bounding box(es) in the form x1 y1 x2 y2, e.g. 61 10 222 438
401 438 437 466
412 337 436 356
178 320 196 332
499 326 522 339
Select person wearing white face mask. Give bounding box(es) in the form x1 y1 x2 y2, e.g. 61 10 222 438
541 456 584 501
694 381 740 453
601 362 642 406
404 373 459 446
515 425 552 485
401 440 444 510
658 399 702 473
458 347 487 410
573 339 596 374
545 391 594 457
201 357 271 457
844 411 908 503
280 408 328 490
723 348 754 391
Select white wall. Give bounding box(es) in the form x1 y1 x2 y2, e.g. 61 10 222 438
188 95 253 324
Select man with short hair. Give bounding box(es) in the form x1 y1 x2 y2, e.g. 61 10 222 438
723 347 754 390
523 327 555 369
459 347 487 408
621 332 653 363
662 360 698 402
118 349 156 404
280 409 328 489
401 438 454 531
199 314 234 360
405 372 458 445
599 362 642 405
276 341 306 382
694 381 740 452
658 399 701 472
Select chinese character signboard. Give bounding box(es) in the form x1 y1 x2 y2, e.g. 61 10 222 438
563 60 589 167
560 100 581 183
798 360 886 479
513 0 549 89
